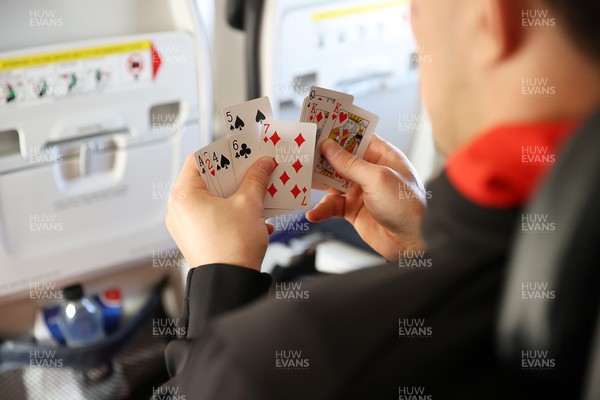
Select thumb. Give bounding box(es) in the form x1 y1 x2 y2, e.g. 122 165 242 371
320 139 376 187
236 157 275 200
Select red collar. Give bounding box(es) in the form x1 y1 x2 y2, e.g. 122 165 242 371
446 120 580 209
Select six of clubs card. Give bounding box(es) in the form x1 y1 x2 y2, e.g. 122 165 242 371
228 131 259 186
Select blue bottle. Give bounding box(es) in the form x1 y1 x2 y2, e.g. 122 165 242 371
57 284 105 347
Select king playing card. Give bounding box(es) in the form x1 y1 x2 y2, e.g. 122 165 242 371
313 104 379 192
302 97 335 143
303 86 354 123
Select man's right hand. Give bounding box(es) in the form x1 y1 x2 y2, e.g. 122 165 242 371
306 135 427 260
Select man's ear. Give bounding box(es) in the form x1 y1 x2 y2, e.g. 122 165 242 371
473 0 524 64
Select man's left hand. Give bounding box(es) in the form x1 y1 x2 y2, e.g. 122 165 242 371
166 154 276 271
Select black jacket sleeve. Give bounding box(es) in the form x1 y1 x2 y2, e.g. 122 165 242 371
177 264 273 339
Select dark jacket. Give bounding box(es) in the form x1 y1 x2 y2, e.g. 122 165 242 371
158 171 554 399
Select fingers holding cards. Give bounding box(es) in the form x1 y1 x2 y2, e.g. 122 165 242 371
193 91 378 216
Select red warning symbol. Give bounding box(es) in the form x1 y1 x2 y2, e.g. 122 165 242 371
127 53 144 78
151 44 162 80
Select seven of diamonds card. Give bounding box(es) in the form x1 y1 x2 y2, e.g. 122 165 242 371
260 120 316 210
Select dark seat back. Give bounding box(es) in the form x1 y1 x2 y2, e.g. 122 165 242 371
497 109 600 399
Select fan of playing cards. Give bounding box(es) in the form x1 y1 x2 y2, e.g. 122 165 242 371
194 87 379 217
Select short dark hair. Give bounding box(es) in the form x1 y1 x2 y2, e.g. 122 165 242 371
543 0 600 59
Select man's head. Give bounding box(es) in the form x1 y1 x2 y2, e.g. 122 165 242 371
410 0 600 155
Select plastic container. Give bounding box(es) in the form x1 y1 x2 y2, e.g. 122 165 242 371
56 284 105 347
